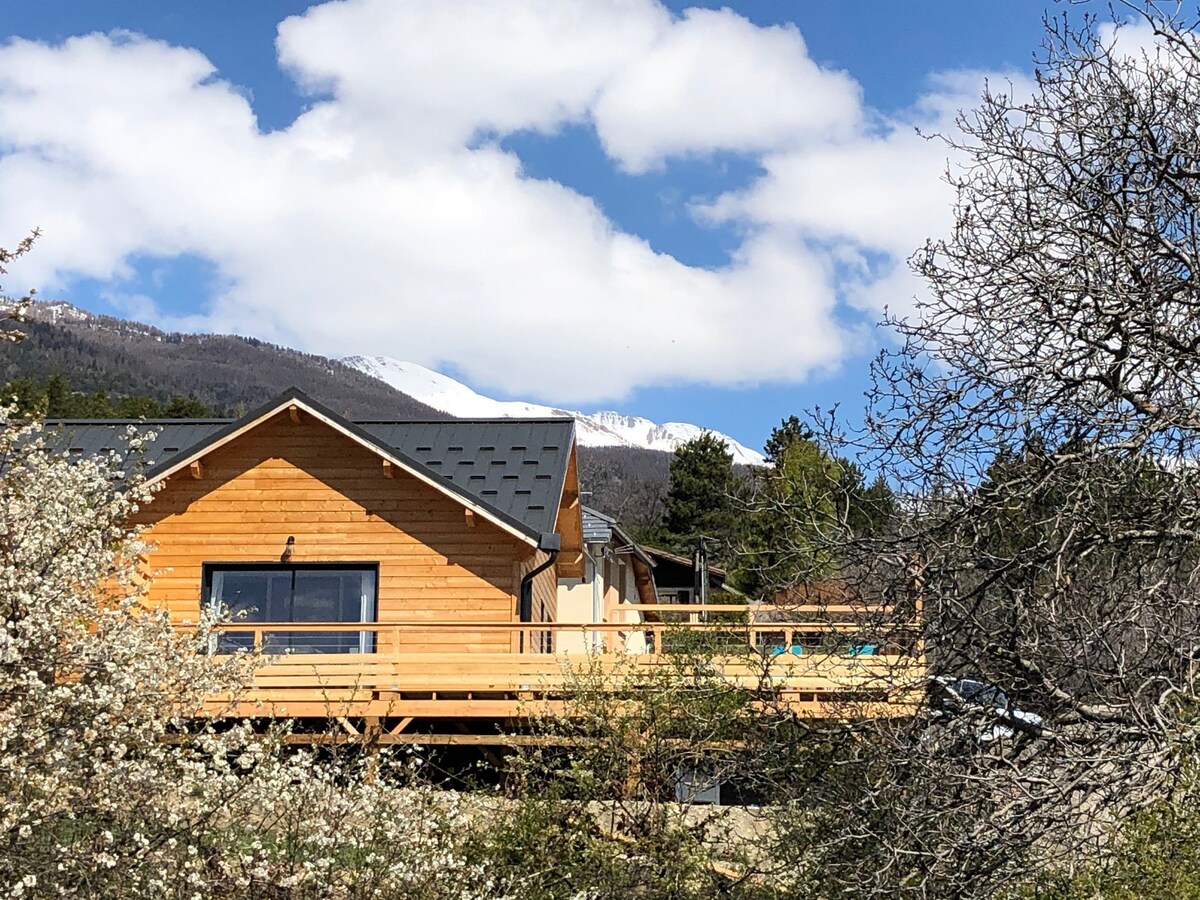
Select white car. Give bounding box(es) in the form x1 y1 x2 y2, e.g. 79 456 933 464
928 676 1044 742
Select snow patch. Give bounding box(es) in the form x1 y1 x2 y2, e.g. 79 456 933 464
343 356 766 465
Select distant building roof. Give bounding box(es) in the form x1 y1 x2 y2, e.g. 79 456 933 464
642 545 728 581
41 388 576 543
582 506 617 543
581 505 654 566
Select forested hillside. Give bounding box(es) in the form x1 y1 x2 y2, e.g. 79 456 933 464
574 445 672 534
0 302 677 520
0 303 447 420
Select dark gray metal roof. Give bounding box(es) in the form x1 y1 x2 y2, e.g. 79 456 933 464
360 420 574 537
582 506 616 544
581 505 654 567
40 421 229 467
41 392 575 540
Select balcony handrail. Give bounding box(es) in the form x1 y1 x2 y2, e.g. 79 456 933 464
617 603 898 614
180 620 917 634
174 619 922 664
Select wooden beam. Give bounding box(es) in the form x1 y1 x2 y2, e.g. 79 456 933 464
456 722 505 767
389 716 414 736
382 460 395 479
465 509 476 528
553 444 586 578
276 732 566 747
188 460 203 479
337 716 360 736
289 404 301 424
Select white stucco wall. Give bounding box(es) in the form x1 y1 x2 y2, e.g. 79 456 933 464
556 567 596 656
556 547 647 655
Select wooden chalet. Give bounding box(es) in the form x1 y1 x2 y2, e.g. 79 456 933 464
46 389 922 743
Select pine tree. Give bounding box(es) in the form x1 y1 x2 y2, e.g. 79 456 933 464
763 414 812 465
44 372 70 416
659 433 736 561
162 394 212 418
1 373 219 419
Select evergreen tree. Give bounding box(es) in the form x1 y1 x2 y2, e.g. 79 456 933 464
658 433 737 562
161 394 212 418
44 372 71 416
734 417 897 597
763 414 812 465
3 376 46 416
1 372 219 419
736 426 839 597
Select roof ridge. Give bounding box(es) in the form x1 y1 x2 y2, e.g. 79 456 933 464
356 417 577 424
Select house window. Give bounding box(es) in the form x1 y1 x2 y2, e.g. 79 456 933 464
206 564 377 654
657 588 692 605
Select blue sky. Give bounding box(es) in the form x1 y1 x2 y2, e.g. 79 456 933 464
0 1 1106 452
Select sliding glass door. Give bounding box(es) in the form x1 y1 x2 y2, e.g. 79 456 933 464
207 565 377 654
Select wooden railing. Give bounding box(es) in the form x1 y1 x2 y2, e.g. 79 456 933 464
180 613 924 720
202 618 918 653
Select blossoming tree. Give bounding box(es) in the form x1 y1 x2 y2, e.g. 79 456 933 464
0 407 495 898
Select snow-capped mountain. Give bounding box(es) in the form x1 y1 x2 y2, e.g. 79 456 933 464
343 356 767 466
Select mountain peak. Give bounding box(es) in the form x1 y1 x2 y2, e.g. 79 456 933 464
343 356 766 465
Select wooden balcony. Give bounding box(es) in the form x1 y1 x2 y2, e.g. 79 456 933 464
183 603 924 727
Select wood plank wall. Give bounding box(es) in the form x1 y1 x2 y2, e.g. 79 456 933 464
133 411 539 653
517 549 559 652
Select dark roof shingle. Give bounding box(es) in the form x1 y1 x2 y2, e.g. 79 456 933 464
41 401 574 540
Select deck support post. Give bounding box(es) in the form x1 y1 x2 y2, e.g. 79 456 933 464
363 717 382 783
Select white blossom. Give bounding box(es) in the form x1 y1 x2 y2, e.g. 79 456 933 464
0 411 499 898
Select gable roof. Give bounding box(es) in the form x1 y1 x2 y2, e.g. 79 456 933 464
42 388 575 548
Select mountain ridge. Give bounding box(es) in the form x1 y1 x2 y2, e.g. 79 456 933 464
342 355 766 465
2 301 448 420
0 301 716 530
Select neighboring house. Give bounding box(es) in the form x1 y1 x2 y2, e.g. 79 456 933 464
556 506 657 655
642 545 728 605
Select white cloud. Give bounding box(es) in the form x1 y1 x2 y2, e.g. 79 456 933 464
593 7 862 173
0 2 987 404
694 70 1013 318
276 0 670 156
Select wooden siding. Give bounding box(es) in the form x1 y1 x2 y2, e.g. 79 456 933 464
516 549 559 652
553 446 584 578
134 410 535 653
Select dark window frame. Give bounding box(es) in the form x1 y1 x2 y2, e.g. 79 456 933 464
203 562 380 655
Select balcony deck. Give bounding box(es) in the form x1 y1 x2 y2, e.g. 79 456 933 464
185 604 924 725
